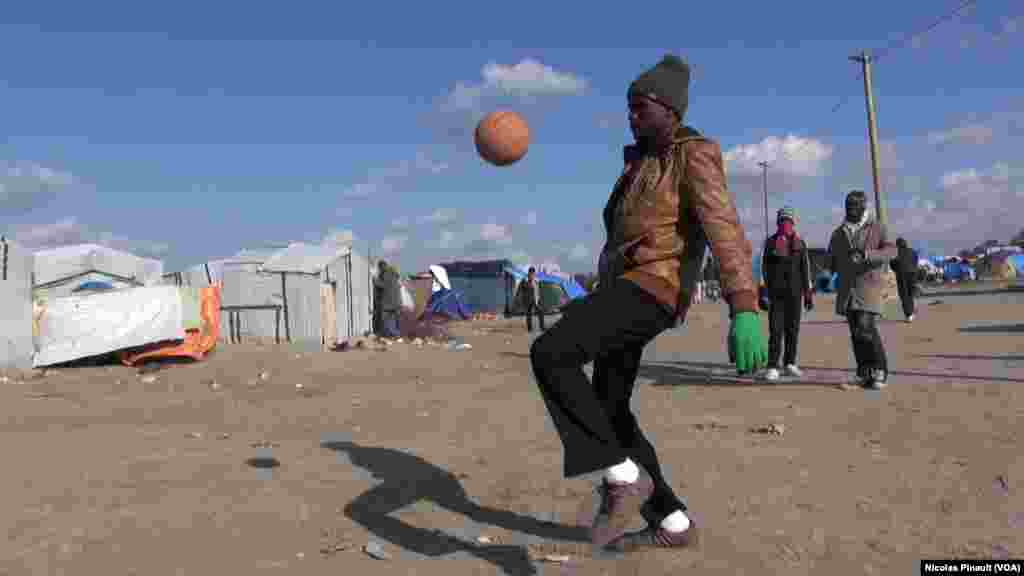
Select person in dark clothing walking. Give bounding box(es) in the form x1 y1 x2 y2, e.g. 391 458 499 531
761 206 814 381
373 261 401 338
529 54 766 553
828 190 898 389
517 267 546 332
891 238 918 322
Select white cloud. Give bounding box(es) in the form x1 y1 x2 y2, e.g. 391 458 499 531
443 59 588 113
479 222 511 243
927 123 995 147
567 243 590 262
390 216 410 230
0 161 76 215
9 217 170 258
724 135 833 178
521 210 538 226
322 229 355 246
339 150 448 199
883 162 1023 253
419 208 458 226
380 235 407 255
438 229 456 250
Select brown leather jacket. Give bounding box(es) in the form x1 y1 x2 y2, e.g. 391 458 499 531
600 125 758 320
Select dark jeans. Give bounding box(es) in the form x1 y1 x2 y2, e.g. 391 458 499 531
379 310 399 338
529 279 685 520
846 310 887 379
895 273 916 318
525 302 546 332
768 294 802 368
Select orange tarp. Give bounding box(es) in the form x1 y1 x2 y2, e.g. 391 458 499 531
119 284 221 366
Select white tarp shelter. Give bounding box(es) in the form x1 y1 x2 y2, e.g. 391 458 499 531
33 244 163 300
1 238 35 370
32 285 186 367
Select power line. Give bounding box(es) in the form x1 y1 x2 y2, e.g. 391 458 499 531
761 0 981 170
872 0 980 62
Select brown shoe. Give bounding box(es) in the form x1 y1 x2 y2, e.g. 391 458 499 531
606 522 700 552
589 476 654 547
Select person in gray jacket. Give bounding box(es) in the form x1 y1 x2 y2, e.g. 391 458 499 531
827 190 898 389
373 260 402 338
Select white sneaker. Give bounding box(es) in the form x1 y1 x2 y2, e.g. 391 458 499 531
764 368 780 381
785 364 803 378
906 315 915 323
867 369 888 389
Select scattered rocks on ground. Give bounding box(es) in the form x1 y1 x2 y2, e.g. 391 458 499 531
202 378 220 391
139 375 158 384
750 423 785 435
258 371 270 382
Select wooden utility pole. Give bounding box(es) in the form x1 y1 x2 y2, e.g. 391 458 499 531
850 50 887 227
758 161 770 245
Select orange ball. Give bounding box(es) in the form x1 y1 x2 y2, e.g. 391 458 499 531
474 110 530 166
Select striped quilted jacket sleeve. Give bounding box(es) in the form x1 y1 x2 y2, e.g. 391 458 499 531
684 139 758 315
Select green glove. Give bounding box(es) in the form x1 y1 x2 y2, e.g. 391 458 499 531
729 311 767 374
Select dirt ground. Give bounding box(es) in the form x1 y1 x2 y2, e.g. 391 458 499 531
2 287 1022 575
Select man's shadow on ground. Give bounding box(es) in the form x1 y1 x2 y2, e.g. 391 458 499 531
321 440 591 576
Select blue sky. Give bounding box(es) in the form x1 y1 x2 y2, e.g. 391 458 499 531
2 0 1022 274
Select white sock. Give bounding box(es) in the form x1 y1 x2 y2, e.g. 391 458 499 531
604 458 639 484
660 509 691 533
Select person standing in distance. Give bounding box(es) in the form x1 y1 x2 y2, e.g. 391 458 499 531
891 237 918 322
517 267 546 333
761 206 814 381
828 190 898 389
529 54 767 553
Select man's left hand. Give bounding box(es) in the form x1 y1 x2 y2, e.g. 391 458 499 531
728 312 767 374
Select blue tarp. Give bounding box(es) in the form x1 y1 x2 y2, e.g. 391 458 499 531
506 267 586 301
72 280 115 293
815 271 838 293
423 288 472 320
943 262 974 281
1008 255 1024 275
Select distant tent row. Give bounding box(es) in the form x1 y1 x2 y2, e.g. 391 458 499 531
437 259 586 315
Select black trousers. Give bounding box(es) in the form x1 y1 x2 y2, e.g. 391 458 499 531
846 310 888 379
768 294 802 368
529 279 685 520
525 302 546 332
895 273 916 318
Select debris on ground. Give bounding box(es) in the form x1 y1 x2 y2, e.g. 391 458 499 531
251 440 279 449
363 541 391 560
750 423 785 435
476 535 495 544
258 371 270 382
694 419 729 431
203 378 220 391
139 375 158 384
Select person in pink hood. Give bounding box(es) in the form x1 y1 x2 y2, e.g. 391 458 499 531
760 206 813 381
